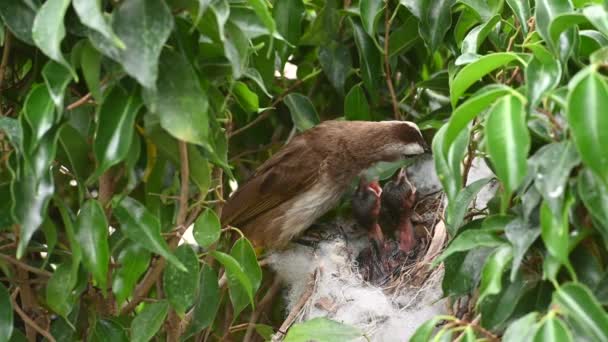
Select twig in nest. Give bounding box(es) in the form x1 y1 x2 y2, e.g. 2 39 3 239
273 268 319 341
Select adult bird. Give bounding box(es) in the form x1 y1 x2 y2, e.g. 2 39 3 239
221 120 428 250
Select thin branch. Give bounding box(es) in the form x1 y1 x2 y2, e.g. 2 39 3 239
243 276 282 342
276 269 318 337
383 3 401 119
66 92 93 110
0 253 52 277
177 141 190 228
11 294 56 342
0 30 12 111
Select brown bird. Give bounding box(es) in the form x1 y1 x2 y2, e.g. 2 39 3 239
381 168 417 253
221 120 428 250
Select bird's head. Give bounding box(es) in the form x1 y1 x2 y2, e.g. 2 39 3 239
352 177 383 227
381 167 417 214
373 121 429 161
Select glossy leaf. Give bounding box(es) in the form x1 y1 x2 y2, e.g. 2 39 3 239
144 50 209 146
112 243 151 306
163 245 199 315
284 93 320 131
284 317 363 342
93 87 143 180
526 45 562 108
223 21 249 78
273 0 304 46
566 68 608 185
503 312 539 342
451 53 525 106
233 81 259 113
553 283 608 341
229 237 262 316
401 0 455 53
0 0 36 44
485 94 530 194
32 0 75 76
41 61 72 110
0 283 12 342
540 201 569 265
318 41 352 95
248 0 276 34
90 0 173 88
344 84 371 121
583 5 608 38
434 228 505 265
80 41 103 102
73 0 125 49
506 0 531 35
113 196 186 271
478 244 513 304
350 18 382 100
410 316 446 342
130 301 169 342
75 200 110 292
211 251 254 313
480 273 530 329
23 84 55 147
578 170 608 242
90 319 128 342
360 0 383 38
432 124 469 201
46 261 77 317
388 16 419 57
186 264 221 336
457 15 500 65
446 177 493 235
193 208 221 248
534 315 572 342
505 218 540 281
535 0 575 60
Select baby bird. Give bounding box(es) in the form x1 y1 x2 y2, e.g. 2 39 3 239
381 168 417 253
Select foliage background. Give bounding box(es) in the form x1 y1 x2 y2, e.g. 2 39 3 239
1 0 608 341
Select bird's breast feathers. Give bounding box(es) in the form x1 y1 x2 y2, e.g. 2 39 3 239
277 178 343 243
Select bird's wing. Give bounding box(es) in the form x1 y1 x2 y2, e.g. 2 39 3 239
221 138 322 228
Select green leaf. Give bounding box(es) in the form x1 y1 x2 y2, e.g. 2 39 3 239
350 17 382 101
360 0 383 38
211 251 254 313
505 218 540 281
485 94 530 194
451 53 525 106
23 84 56 148
318 40 352 95
478 244 513 304
42 61 72 110
75 200 110 293
583 5 608 38
80 41 103 102
540 201 569 265
443 242 492 297
223 20 249 79
549 13 588 48
456 15 501 65
92 86 143 180
409 316 446 342
273 0 303 45
446 177 493 235
432 124 468 201
113 196 186 271
112 243 151 306
143 50 209 146
553 283 608 341
163 244 200 315
186 264 221 336
506 0 531 35
32 0 75 77
535 0 575 60
344 84 371 121
90 0 173 88
0 0 36 44
193 208 221 248
503 312 539 342
578 170 608 243
443 85 517 155
479 273 531 329
284 93 320 131
434 228 505 265
530 142 580 217
566 67 608 185
388 16 419 57
231 237 262 292
233 81 259 113
284 317 364 342
243 68 272 98
130 301 169 342
0 283 13 342
46 261 77 317
248 0 276 34
533 315 573 342
401 0 455 53
73 0 125 49
90 319 128 342
526 45 562 108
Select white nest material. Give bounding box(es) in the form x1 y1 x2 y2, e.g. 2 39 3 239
268 155 496 341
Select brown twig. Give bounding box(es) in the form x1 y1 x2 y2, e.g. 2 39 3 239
275 269 318 339
243 276 282 342
536 108 562 138
383 4 401 119
0 253 52 277
12 294 56 342
66 92 93 110
0 30 12 109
